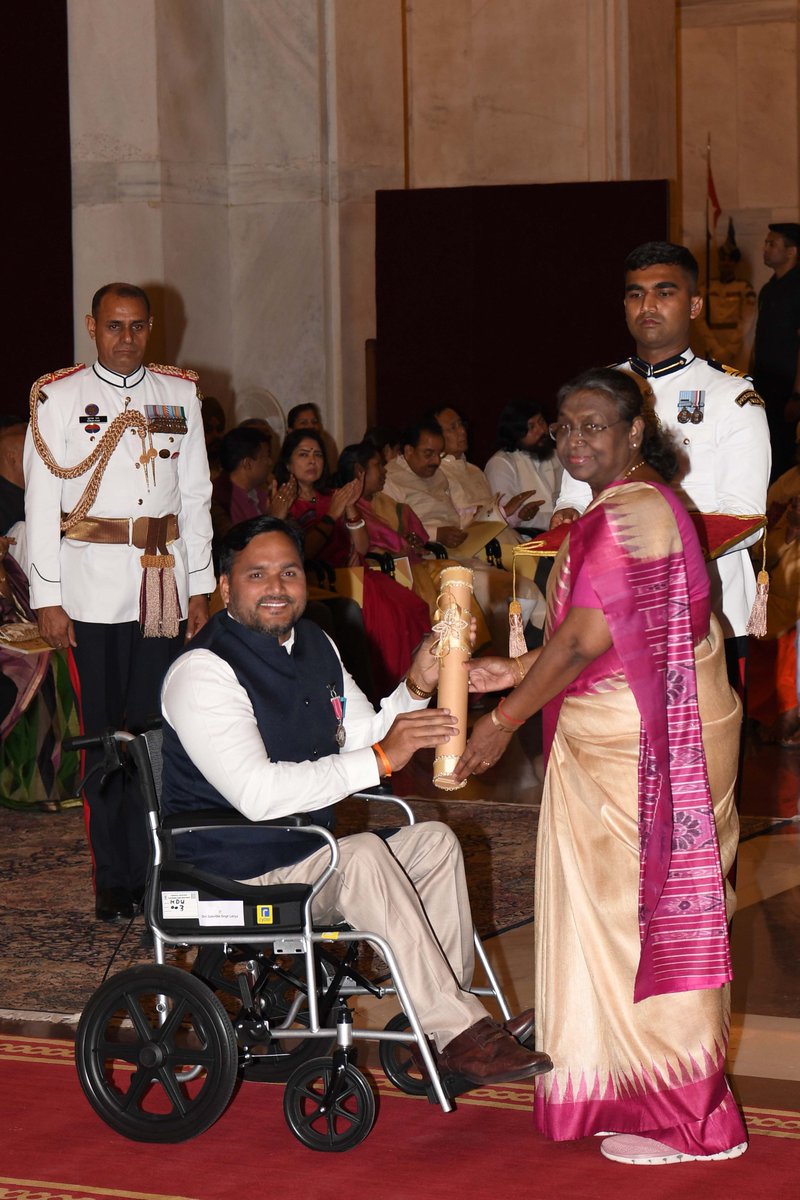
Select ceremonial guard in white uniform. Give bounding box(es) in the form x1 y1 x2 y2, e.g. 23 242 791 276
554 243 771 684
23 283 215 920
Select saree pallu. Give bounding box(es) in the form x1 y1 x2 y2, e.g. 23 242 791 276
358 495 491 647
0 556 79 808
534 482 746 1153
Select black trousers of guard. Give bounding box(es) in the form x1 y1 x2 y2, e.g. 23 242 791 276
69 619 186 893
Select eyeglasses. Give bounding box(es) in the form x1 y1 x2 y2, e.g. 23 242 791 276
548 418 626 442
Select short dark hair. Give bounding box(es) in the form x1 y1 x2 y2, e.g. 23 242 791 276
495 401 546 452
218 515 304 577
287 403 321 428
91 282 151 319
556 366 678 482
336 440 379 486
399 420 445 452
218 426 270 473
769 222 800 249
363 425 401 456
624 242 699 291
274 427 330 488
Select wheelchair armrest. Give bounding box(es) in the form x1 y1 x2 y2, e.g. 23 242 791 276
348 788 416 825
424 541 448 560
161 809 317 834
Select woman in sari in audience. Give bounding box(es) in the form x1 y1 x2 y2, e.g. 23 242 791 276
455 367 747 1166
0 534 78 809
272 430 431 701
336 440 491 649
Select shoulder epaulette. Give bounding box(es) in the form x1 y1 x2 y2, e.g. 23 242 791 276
734 388 765 408
147 363 200 383
147 363 202 401
29 364 86 412
706 357 750 380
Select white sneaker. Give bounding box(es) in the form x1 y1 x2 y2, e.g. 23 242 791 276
600 1134 748 1165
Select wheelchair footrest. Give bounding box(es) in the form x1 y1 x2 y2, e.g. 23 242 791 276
424 1070 480 1105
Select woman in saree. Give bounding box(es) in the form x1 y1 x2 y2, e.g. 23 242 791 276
0 534 78 809
272 429 431 700
335 440 491 648
455 367 747 1165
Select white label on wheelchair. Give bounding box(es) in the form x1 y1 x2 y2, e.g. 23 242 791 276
161 890 199 919
197 899 245 926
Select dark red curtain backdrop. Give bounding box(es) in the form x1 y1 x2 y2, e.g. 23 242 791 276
375 180 669 465
5 2 73 420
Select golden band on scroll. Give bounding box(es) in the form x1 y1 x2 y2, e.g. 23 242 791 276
431 565 474 791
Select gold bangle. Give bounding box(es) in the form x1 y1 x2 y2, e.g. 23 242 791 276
406 675 435 700
511 656 526 685
490 707 517 733
372 741 392 777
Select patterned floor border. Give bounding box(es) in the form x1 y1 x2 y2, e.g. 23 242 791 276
2 1034 798 1137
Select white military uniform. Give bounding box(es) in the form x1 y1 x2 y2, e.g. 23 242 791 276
22 359 215 898
23 360 215 619
554 351 771 639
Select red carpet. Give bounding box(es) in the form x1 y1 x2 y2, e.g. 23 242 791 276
1 1035 798 1200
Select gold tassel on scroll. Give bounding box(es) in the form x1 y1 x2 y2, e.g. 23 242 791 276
431 565 474 791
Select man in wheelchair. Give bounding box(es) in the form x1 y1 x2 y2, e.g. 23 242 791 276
160 514 551 1087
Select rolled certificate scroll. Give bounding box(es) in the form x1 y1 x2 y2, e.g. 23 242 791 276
431 564 474 790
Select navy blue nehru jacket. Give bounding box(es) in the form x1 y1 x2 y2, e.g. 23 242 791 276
161 610 342 879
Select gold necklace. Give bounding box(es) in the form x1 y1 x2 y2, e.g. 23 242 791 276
622 459 643 480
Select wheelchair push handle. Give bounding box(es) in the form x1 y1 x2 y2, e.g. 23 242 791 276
63 730 134 753
63 729 135 794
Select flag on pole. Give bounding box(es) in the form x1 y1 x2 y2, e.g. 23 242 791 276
710 157 724 226
707 157 721 229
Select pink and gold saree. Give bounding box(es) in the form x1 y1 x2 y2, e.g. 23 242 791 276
534 481 746 1154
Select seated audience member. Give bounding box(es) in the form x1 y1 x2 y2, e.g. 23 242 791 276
287 401 339 472
484 402 563 532
201 395 227 480
0 419 26 535
383 421 545 649
364 424 402 463
0 426 78 809
211 425 273 543
238 416 281 470
336 440 491 647
748 431 800 744
429 405 536 533
160 514 551 1086
272 429 431 700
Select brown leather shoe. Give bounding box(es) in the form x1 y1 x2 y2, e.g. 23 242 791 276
504 1008 534 1044
437 1017 552 1085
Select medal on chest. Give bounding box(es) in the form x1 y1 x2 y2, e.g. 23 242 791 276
677 390 705 424
327 684 347 747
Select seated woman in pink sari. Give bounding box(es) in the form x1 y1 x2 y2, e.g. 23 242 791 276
455 368 747 1166
273 429 431 701
335 441 491 649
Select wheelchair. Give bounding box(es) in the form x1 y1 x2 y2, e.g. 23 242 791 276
68 726 521 1152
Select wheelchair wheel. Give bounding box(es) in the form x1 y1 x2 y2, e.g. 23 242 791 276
378 1012 429 1096
193 947 336 1082
75 964 238 1143
283 1057 376 1152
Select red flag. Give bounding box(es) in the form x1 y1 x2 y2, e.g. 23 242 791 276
707 161 721 229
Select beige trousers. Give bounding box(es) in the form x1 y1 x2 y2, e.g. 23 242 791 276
243 821 486 1049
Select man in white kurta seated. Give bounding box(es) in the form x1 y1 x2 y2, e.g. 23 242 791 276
484 402 563 533
160 514 551 1087
383 422 545 647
